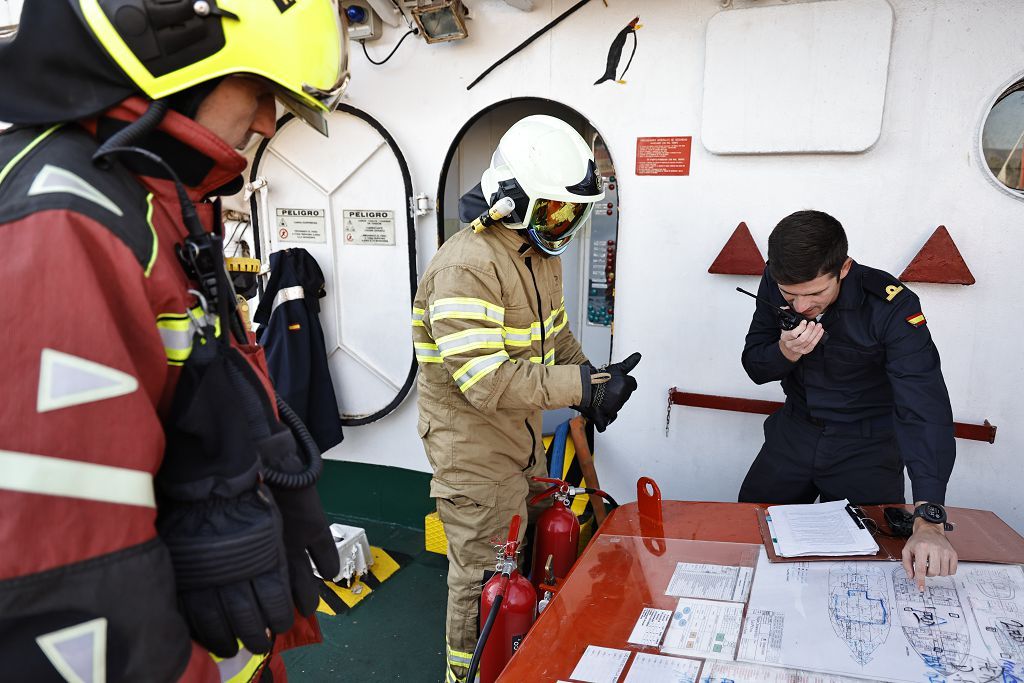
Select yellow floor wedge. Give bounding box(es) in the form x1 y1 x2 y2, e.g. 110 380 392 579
315 546 410 617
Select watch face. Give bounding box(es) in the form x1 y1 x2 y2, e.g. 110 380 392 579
921 504 945 522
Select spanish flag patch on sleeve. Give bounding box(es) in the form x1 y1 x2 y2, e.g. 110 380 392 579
906 313 926 327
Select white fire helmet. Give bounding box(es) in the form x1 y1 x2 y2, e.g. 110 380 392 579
481 115 604 256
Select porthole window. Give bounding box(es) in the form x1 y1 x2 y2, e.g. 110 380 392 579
982 79 1024 195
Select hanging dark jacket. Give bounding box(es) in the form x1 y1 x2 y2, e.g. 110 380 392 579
255 248 344 452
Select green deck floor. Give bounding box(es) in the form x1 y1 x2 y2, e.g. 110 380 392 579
283 514 450 682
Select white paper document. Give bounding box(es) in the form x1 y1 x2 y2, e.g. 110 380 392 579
623 653 702 683
666 562 754 602
569 645 631 683
662 597 743 660
627 607 673 646
700 661 869 682
766 499 878 557
739 548 1024 682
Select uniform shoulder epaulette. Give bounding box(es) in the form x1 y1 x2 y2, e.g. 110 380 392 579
861 266 909 303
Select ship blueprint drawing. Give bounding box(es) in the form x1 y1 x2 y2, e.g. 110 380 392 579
737 550 1024 682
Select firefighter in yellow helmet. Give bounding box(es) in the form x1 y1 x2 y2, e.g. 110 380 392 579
0 2 348 681
412 115 642 683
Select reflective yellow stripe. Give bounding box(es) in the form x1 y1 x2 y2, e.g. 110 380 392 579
453 351 508 392
436 327 505 358
503 306 562 346
210 645 268 683
412 307 426 327
0 124 61 188
430 297 504 325
156 306 220 365
543 304 563 337
446 643 473 665
142 193 158 277
551 308 568 337
502 323 539 346
415 342 442 364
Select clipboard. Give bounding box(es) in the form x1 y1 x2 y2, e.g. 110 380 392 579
756 504 1024 564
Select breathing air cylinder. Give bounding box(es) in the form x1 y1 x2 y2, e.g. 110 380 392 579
528 477 581 601
475 515 537 683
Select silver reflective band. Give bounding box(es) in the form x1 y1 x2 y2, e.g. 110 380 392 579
429 301 505 324
415 344 441 359
272 285 305 315
29 164 123 216
454 353 507 389
436 330 504 356
157 325 192 355
0 449 155 508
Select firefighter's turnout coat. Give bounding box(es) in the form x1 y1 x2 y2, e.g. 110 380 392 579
0 98 318 682
412 223 588 671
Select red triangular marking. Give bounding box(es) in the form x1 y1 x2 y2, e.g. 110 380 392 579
708 222 766 275
899 226 975 285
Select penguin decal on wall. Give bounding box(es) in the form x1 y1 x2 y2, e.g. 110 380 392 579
594 16 642 85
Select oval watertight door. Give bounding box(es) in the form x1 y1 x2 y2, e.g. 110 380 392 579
250 105 416 425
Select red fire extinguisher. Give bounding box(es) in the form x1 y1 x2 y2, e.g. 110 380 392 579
469 515 537 683
528 477 582 601
528 477 618 602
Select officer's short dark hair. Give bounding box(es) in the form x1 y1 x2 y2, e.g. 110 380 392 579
767 210 848 285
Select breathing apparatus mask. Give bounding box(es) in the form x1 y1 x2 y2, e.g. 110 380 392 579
461 115 605 256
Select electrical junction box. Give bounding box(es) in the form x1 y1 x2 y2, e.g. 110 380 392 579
344 1 383 42
313 523 375 584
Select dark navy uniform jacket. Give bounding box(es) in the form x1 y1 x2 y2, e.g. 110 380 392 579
255 248 344 453
741 261 955 504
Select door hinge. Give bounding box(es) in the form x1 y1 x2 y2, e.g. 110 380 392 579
410 193 434 218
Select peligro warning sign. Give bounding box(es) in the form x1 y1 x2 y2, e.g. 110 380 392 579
276 208 326 243
343 210 395 246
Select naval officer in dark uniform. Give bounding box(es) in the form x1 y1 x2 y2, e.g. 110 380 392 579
740 210 958 587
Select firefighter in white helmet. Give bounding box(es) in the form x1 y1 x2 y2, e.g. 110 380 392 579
411 114 642 683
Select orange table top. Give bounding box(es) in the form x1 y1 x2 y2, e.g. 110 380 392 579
496 493 1024 682
496 500 767 682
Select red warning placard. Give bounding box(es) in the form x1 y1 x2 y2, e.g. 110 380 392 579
635 136 692 176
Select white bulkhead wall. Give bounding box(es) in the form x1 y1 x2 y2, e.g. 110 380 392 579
307 0 1024 531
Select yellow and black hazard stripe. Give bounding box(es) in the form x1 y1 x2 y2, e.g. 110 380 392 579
315 547 411 617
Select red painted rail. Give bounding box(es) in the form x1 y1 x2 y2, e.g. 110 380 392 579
669 389 997 443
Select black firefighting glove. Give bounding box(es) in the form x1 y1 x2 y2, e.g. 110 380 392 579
573 352 642 433
258 402 340 617
157 340 295 658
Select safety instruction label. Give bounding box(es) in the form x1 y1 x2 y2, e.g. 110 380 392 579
276 208 326 243
635 136 692 176
343 210 395 246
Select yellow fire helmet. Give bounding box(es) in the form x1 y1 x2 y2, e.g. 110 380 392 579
70 0 350 135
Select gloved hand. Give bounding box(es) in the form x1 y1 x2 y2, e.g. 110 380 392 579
259 405 340 617
157 482 295 657
573 352 641 432
157 339 297 658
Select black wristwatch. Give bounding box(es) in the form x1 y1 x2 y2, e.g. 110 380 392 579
913 503 955 531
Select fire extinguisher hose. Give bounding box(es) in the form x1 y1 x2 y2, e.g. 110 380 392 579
582 488 619 509
467 575 508 682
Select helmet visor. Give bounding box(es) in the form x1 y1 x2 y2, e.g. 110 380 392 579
527 198 592 253
275 1 350 136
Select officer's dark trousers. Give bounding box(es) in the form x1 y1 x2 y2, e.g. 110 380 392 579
738 403 906 505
